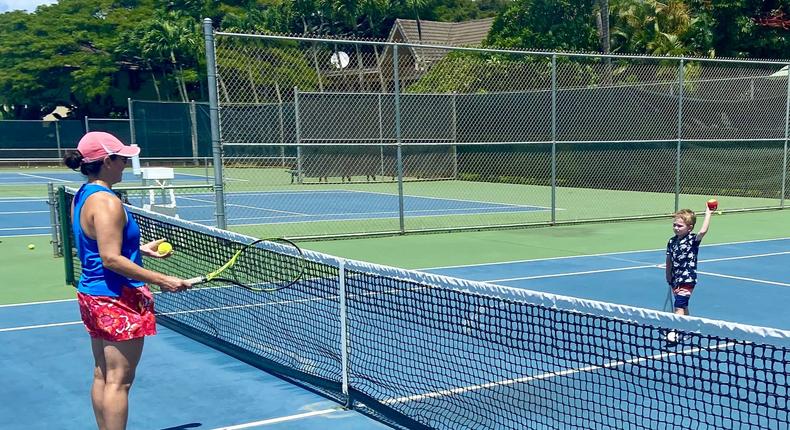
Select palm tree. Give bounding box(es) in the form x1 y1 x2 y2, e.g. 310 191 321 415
141 15 201 102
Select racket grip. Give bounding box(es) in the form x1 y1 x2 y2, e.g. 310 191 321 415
186 276 206 285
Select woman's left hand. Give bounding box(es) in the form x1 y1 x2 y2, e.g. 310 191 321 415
140 239 171 258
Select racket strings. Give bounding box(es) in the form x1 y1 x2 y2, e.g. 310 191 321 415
232 243 305 291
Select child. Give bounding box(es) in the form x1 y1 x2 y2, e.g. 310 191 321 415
665 204 713 317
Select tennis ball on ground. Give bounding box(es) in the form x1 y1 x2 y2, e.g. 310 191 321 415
716 210 723 215
27 244 35 250
157 242 173 255
706 198 718 210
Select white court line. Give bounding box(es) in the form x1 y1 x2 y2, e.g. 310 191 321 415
207 408 342 430
0 210 50 215
0 321 82 332
704 251 790 263
0 226 49 231
341 188 552 210
697 271 790 287
485 251 790 284
0 197 47 201
187 206 551 227
488 264 663 283
420 237 790 270
383 341 736 405
0 233 50 238
180 196 307 216
17 172 71 182
0 298 75 308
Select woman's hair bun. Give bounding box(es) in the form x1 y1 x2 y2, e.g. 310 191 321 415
63 150 84 170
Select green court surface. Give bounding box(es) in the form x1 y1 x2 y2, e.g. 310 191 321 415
2 208 788 306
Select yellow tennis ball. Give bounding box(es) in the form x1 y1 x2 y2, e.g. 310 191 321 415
27 244 35 250
157 242 173 255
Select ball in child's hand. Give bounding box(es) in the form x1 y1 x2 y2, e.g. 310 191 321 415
706 199 718 210
157 242 173 255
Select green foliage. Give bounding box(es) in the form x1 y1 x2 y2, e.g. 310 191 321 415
407 51 551 93
486 0 600 51
610 0 714 56
5 0 790 121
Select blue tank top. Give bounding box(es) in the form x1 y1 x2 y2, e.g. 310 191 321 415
73 183 144 297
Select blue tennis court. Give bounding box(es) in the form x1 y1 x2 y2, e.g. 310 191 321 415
2 235 788 429
0 190 547 236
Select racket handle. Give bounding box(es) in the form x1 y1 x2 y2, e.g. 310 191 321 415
186 276 207 285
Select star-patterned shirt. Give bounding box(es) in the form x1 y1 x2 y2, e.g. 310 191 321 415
666 232 702 287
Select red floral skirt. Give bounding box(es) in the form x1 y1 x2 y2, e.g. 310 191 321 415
77 285 157 341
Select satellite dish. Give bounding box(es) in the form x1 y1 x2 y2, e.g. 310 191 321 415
330 51 350 69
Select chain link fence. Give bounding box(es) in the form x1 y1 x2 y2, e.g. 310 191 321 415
204 30 790 239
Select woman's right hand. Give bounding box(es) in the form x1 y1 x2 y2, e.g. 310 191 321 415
157 276 193 293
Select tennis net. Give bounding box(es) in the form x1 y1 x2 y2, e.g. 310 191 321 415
56 186 790 430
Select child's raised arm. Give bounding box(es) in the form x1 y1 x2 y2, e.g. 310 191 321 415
697 205 713 240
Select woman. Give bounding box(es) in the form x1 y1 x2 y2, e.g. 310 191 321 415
63 131 192 430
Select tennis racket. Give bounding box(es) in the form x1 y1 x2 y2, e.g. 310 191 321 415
187 238 305 292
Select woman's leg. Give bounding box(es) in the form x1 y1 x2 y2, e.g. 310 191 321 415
99 337 144 430
90 338 107 429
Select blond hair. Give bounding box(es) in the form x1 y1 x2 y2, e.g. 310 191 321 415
674 209 696 228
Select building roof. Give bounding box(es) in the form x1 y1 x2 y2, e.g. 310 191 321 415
392 18 495 47
387 18 495 70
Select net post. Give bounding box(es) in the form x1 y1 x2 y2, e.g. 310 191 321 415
203 18 227 229
393 44 405 234
48 182 61 257
57 186 75 286
674 57 684 212
338 260 351 408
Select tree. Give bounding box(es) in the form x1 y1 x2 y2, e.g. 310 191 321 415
486 0 600 52
138 13 203 102
0 0 157 119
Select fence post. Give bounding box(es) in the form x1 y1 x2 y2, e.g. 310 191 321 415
675 58 685 213
451 92 458 179
128 98 137 148
378 93 385 177
551 54 557 224
55 121 63 158
84 116 90 132
278 100 285 167
203 18 227 229
189 100 199 166
783 63 790 208
393 44 405 234
294 87 303 184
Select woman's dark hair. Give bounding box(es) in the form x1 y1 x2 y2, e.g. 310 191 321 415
63 151 120 176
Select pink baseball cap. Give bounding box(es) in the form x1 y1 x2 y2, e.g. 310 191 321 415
77 132 140 163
